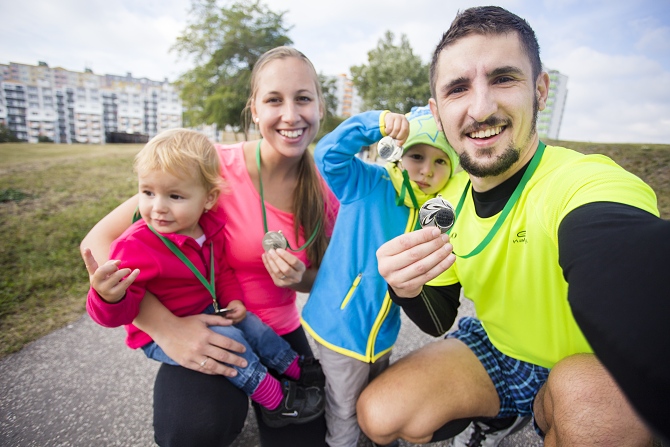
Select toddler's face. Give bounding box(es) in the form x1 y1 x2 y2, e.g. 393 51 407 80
137 167 216 238
400 144 451 195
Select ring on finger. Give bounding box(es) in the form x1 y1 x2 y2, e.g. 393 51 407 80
200 357 209 368
280 275 287 280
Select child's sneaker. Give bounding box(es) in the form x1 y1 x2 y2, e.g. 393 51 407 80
298 355 326 388
449 415 530 447
260 380 325 428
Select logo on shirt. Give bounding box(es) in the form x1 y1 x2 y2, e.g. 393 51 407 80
513 230 527 245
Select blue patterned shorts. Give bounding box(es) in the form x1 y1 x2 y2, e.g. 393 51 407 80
446 316 550 435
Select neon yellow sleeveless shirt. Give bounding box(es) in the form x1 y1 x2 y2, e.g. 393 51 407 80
429 144 659 368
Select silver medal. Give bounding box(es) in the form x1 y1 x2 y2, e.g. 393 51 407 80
262 231 288 252
377 136 403 162
419 195 455 233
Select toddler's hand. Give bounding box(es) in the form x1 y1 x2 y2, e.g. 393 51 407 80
83 248 139 303
223 300 247 324
383 112 410 147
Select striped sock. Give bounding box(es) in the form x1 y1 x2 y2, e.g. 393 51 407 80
283 355 301 381
250 374 284 410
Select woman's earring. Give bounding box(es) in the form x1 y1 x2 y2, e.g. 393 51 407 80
255 117 260 123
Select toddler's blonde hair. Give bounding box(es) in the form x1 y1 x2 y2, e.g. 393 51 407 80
134 128 223 194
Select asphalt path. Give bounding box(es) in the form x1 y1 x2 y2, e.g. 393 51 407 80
0 294 542 446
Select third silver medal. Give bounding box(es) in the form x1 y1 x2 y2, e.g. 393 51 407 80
419 195 455 233
262 231 288 252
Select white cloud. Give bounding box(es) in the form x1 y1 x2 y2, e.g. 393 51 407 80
0 0 189 79
1 0 669 143
552 47 670 143
634 22 670 55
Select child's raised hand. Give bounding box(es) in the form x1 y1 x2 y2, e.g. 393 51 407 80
383 112 410 147
223 300 247 324
83 248 139 303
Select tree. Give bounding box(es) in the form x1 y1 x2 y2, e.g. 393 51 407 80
172 0 293 133
315 74 344 140
0 123 20 143
37 135 54 143
318 73 339 119
350 31 431 114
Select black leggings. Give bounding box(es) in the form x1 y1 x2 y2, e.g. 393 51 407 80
153 326 327 447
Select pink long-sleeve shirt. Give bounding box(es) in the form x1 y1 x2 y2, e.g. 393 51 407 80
216 143 339 335
86 207 243 349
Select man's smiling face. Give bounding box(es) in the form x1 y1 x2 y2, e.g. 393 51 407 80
429 32 547 182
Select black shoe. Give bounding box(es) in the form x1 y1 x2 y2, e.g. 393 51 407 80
372 441 400 447
260 380 325 428
298 355 326 388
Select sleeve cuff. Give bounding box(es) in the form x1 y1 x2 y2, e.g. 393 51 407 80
379 110 391 136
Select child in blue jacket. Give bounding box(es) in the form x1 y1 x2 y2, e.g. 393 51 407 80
302 106 460 447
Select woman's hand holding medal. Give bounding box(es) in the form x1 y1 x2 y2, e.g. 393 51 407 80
262 246 307 287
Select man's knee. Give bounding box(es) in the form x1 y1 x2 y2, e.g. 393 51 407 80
547 354 604 406
358 383 413 442
538 354 653 445
356 386 386 437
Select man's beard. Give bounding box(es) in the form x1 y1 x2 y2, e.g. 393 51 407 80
449 97 539 178
458 145 520 178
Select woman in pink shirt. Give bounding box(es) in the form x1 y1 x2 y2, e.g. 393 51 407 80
81 47 338 447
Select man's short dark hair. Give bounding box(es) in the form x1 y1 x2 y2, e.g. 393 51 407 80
429 6 542 98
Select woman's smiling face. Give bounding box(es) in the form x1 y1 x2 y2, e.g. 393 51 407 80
251 56 323 158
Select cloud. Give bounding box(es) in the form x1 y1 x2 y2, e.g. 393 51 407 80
552 46 670 144
275 0 487 74
0 0 189 79
634 20 670 56
2 0 668 143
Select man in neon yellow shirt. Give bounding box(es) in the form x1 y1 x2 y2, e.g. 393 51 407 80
355 6 669 447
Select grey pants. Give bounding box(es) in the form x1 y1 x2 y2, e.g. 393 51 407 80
318 343 392 447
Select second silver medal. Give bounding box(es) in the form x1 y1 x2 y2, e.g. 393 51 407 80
262 231 288 252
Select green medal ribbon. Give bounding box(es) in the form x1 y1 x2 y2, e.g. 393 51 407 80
396 170 419 209
148 224 223 313
255 140 319 252
448 141 546 259
396 170 422 231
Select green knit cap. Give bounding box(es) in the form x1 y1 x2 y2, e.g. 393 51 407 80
403 106 459 178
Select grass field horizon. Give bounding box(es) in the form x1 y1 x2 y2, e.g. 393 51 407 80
1 139 669 360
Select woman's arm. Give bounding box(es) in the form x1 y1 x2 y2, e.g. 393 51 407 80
133 294 247 377
80 193 247 376
80 194 139 263
290 265 317 293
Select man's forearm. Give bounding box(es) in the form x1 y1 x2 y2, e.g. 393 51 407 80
389 284 461 337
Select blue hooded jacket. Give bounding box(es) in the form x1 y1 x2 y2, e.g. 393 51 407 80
302 109 458 362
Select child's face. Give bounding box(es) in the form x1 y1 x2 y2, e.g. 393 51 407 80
137 168 217 238
400 144 452 195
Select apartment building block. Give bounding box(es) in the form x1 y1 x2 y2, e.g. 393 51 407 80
538 68 568 140
0 61 182 144
331 74 363 118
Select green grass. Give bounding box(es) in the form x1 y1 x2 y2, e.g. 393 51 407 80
545 139 670 216
0 143 141 357
0 140 668 360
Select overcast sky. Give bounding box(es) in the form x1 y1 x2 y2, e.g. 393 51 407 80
1 0 669 144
